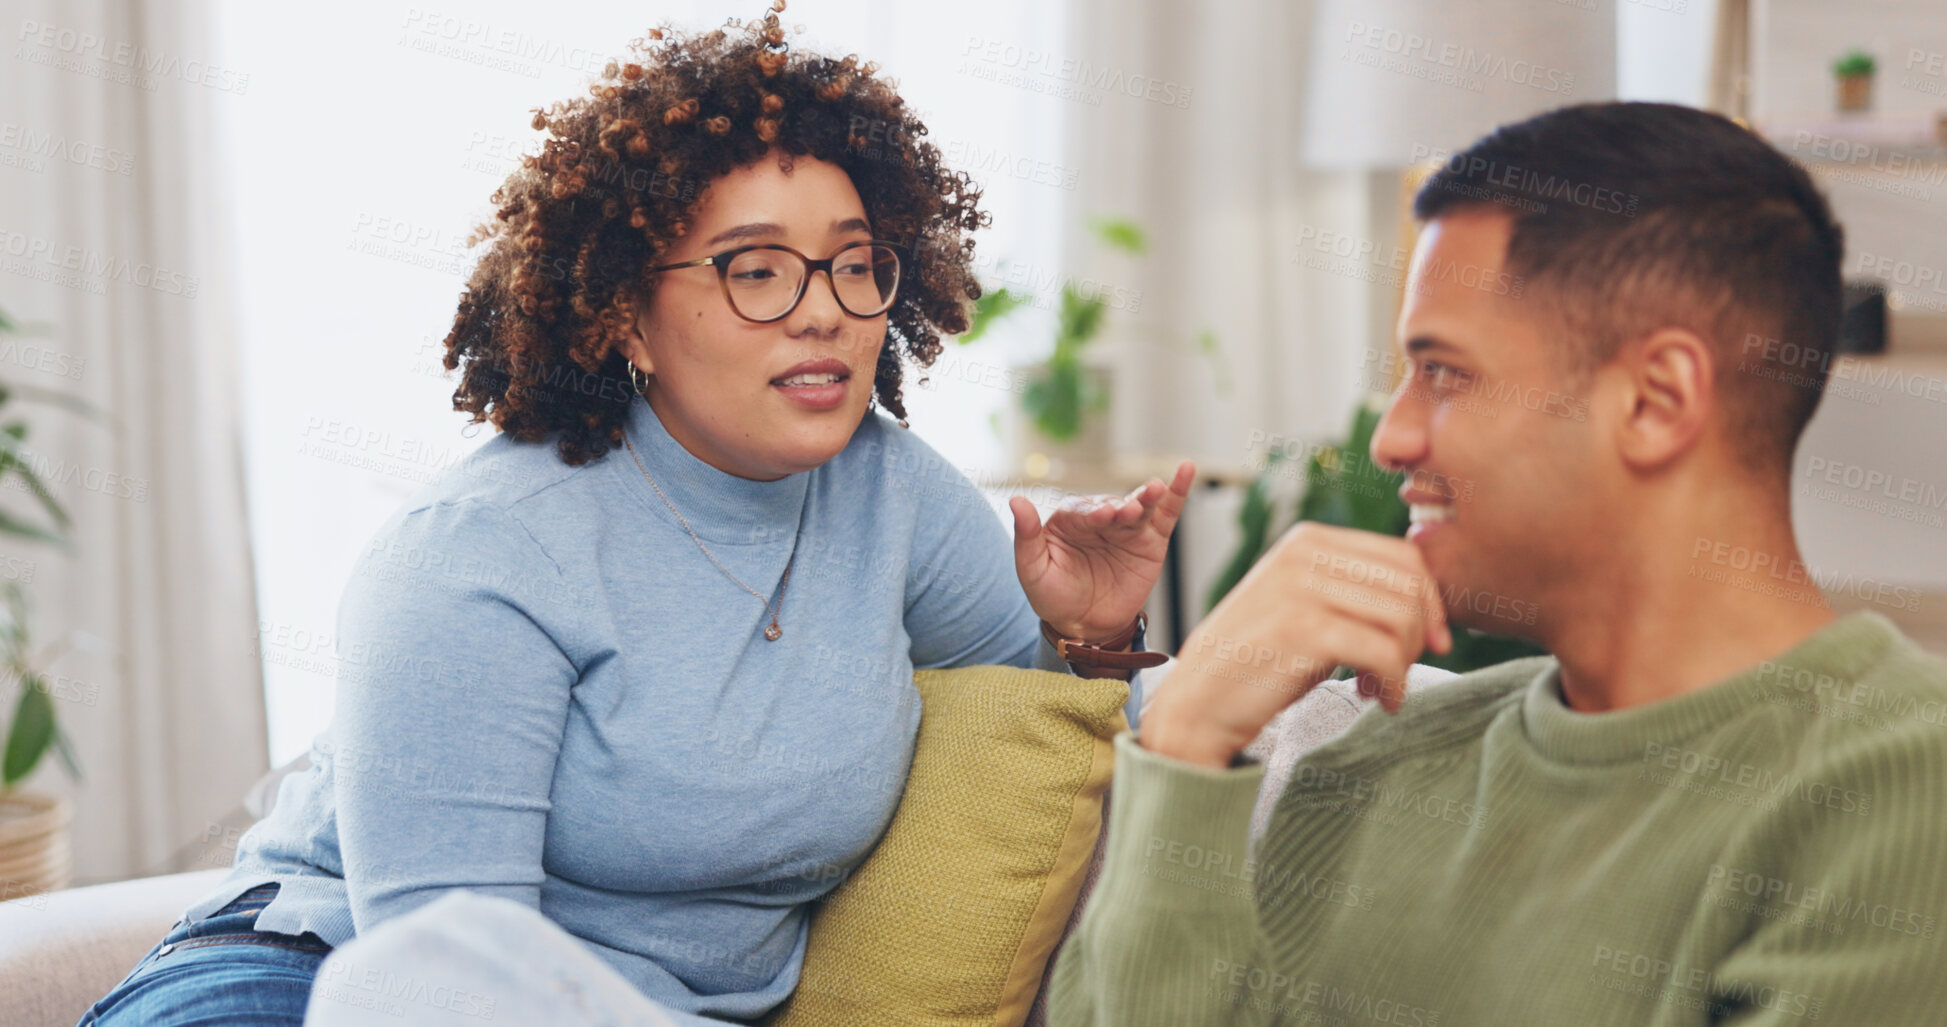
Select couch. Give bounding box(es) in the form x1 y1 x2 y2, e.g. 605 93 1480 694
0 667 1449 1027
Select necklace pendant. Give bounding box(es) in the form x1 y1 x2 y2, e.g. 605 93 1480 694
764 623 782 641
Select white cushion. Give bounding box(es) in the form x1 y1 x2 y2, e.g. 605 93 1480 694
0 867 234 1027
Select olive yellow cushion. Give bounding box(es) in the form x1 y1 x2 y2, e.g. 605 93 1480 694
762 665 1128 1027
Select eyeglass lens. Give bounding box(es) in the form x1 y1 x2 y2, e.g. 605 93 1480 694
725 243 901 321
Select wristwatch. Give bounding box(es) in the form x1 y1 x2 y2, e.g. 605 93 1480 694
1040 612 1170 675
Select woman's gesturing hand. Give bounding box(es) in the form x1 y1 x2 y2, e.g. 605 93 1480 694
1009 459 1196 643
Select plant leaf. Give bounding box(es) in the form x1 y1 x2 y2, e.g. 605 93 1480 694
51 725 82 780
1024 357 1085 441
1089 217 1147 254
1832 50 1876 76
1195 329 1231 394
1204 456 1283 612
1340 403 1409 535
0 439 72 532
1084 372 1110 413
0 580 25 656
0 505 70 550
961 286 1027 345
3 382 108 424
1055 285 1105 352
3 676 55 787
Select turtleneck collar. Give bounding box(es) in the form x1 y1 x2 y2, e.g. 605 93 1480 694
1518 610 1900 766
614 393 811 545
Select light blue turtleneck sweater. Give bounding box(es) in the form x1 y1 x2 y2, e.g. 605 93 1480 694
185 395 1144 1022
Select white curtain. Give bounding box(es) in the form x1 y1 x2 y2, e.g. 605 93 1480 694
1 0 266 884
1054 0 1395 637
1057 0 1376 466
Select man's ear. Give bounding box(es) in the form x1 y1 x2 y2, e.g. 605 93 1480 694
1614 327 1712 472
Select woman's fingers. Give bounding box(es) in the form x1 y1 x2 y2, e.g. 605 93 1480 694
1008 497 1049 576
1113 481 1160 524
1045 461 1196 538
1114 464 1191 529
1147 460 1195 534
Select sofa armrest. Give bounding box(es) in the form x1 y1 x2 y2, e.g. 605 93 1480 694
0 867 235 1027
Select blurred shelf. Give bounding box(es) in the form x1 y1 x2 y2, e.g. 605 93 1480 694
1758 111 1947 164
981 455 1257 497
1883 312 1947 355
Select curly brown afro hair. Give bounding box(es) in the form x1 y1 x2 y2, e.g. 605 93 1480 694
441 0 991 466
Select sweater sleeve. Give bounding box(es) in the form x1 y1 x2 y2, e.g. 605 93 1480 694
902 455 1072 676
1046 731 1275 1027
1708 721 1947 1024
327 499 581 935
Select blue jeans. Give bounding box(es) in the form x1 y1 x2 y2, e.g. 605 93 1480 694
76 883 332 1027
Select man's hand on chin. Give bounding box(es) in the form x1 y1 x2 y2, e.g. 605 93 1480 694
1141 522 1451 769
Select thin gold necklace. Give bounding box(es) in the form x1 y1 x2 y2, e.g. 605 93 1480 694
625 435 794 641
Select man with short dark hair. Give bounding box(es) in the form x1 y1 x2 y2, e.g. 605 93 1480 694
1048 102 1947 1026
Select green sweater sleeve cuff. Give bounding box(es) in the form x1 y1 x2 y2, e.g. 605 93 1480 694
1096 729 1268 911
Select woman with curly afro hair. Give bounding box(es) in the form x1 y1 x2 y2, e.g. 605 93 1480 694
79 5 1193 1027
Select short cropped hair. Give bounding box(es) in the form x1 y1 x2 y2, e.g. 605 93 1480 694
1414 102 1845 477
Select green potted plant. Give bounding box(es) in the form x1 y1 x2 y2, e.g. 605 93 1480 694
960 217 1146 476
1833 49 1876 113
1207 398 1546 676
1 581 88 899
0 306 95 899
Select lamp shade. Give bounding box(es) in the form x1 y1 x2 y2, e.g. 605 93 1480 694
1300 0 1618 169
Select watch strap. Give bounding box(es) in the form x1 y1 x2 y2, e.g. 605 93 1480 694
1040 612 1170 670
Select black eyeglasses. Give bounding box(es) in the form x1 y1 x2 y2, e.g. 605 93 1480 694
647 240 906 324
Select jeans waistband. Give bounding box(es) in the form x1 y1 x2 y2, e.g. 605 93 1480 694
212 883 282 917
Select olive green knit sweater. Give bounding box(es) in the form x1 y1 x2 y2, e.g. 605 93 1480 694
1049 612 1947 1025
